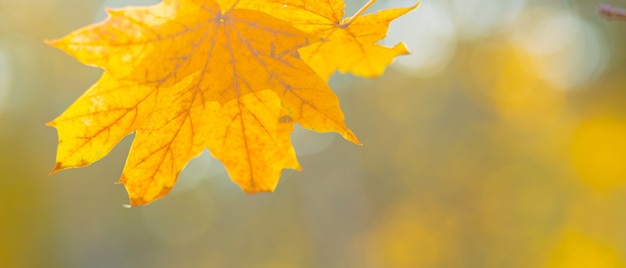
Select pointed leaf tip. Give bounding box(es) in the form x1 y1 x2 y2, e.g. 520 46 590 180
121 173 174 206
49 162 64 175
339 128 361 145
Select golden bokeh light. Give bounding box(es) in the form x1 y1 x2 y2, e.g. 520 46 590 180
545 230 625 268
468 43 566 129
570 116 626 191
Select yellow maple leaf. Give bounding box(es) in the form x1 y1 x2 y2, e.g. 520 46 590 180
232 0 419 80
48 0 361 206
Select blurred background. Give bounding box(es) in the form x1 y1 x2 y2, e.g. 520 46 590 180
1 0 626 267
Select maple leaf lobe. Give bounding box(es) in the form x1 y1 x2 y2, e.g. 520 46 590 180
48 0 364 205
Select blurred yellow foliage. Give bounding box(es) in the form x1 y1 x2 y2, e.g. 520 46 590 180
571 116 626 191
469 44 565 129
2 0 626 267
546 230 625 268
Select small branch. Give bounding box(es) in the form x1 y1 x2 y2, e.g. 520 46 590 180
598 4 626 21
340 0 377 28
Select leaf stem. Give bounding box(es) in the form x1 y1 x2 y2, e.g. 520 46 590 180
341 0 377 28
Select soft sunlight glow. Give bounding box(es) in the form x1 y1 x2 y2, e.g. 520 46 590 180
178 149 228 190
382 1 456 76
448 0 527 40
0 49 11 113
511 9 608 90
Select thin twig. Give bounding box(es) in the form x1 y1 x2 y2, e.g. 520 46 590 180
340 0 377 28
598 4 626 21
